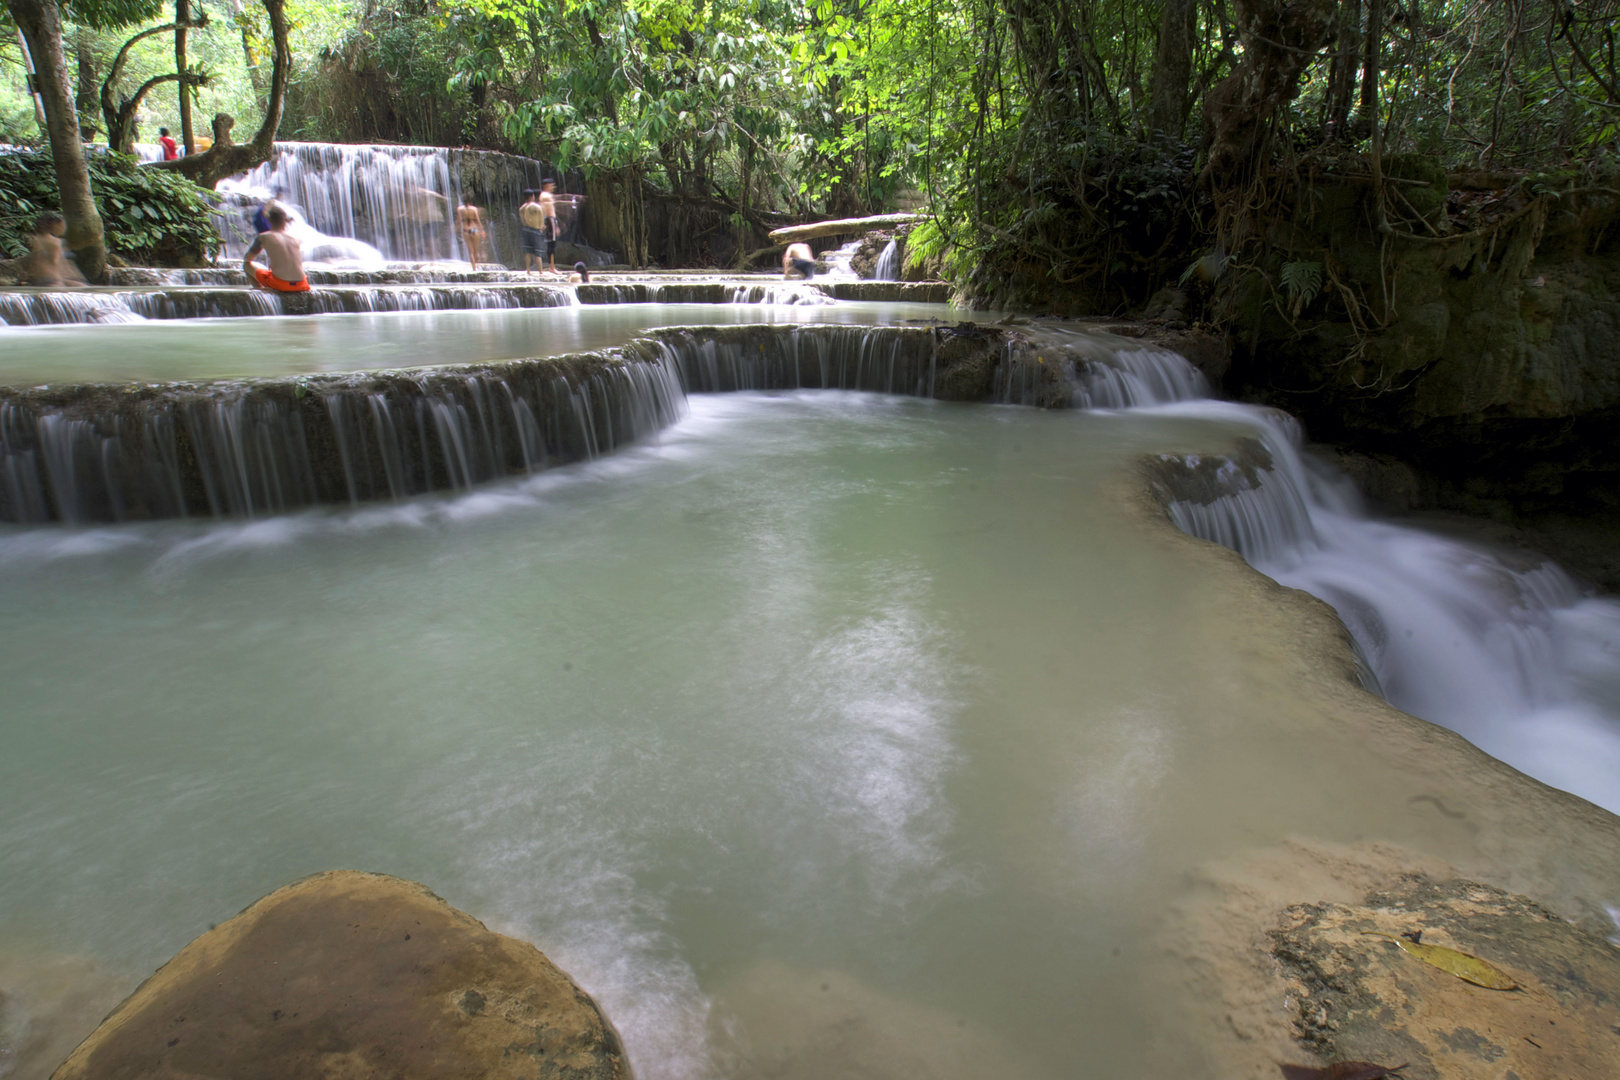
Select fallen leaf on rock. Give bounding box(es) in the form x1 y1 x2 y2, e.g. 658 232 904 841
1279 1061 1408 1080
1364 932 1518 989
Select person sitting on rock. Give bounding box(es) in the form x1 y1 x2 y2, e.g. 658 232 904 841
243 205 310 293
568 261 590 284
783 242 816 279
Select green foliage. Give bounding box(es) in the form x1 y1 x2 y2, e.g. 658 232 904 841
0 150 221 263
64 0 167 31
1278 260 1323 317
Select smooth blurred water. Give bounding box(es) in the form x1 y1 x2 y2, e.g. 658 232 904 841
0 393 1544 1080
0 302 987 385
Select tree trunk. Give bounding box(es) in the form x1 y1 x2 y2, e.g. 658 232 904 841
7 0 108 282
1201 0 1337 184
150 0 289 189
1147 0 1194 137
103 21 206 154
768 213 924 244
73 25 99 140
231 0 268 104
1359 0 1383 125
175 0 194 153
1324 0 1360 140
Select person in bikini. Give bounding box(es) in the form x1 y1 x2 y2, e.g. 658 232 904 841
519 189 545 273
243 205 310 293
457 202 487 267
782 242 816 279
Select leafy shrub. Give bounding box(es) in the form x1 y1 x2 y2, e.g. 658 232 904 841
0 150 221 265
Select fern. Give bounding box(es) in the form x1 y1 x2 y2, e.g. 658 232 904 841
1279 260 1323 316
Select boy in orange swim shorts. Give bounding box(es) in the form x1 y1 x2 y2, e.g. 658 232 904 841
243 205 310 293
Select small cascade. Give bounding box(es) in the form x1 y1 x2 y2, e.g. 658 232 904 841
818 239 865 280
1144 396 1620 813
125 290 284 320
872 239 901 281
727 283 838 306
994 336 1211 408
293 284 577 315
0 292 148 326
0 355 684 524
633 325 939 397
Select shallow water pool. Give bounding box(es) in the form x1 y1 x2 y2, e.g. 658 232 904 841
4 393 1614 1079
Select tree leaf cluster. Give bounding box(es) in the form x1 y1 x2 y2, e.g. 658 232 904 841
0 148 221 263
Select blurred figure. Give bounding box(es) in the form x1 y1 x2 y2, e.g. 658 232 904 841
457 203 487 267
568 261 589 283
783 242 815 279
28 213 82 286
158 126 178 160
399 185 449 260
538 179 561 275
243 205 310 293
518 189 545 273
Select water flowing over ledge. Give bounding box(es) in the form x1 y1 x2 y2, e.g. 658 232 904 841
1143 400 1620 816
0 322 1168 522
0 280 952 325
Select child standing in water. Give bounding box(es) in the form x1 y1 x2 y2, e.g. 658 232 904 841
243 205 310 293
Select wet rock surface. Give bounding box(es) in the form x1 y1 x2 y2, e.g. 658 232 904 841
49 870 630 1080
1270 875 1620 1080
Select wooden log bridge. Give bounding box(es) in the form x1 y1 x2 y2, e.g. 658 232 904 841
767 213 922 244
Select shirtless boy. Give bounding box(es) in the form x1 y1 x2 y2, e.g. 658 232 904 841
519 189 545 273
457 203 487 267
243 205 310 293
28 213 75 286
783 242 816 279
538 179 560 274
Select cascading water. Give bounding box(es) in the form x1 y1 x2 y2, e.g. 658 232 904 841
873 239 901 280
216 143 582 267
819 239 865 280
2 313 1614 812
1047 340 1620 815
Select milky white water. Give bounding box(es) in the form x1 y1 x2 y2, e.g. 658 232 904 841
1 333 1619 1078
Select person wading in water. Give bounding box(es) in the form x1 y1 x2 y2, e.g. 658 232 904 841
457 202 487 268
519 189 545 273
243 205 310 293
782 242 816 279
538 179 561 275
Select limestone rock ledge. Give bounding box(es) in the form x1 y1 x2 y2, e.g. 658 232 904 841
1271 875 1620 1080
49 870 630 1080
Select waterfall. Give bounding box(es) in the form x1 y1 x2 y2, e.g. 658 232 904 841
633 325 939 397
0 292 150 325
726 283 838 306
0 284 578 324
0 355 684 524
819 240 865 280
873 239 901 281
1141 391 1620 815
216 143 583 268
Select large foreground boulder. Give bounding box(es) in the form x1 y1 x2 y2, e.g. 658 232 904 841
50 870 630 1080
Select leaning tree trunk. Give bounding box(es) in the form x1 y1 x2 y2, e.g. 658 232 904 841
1146 0 1194 137
150 0 288 189
7 0 108 282
1202 0 1338 185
